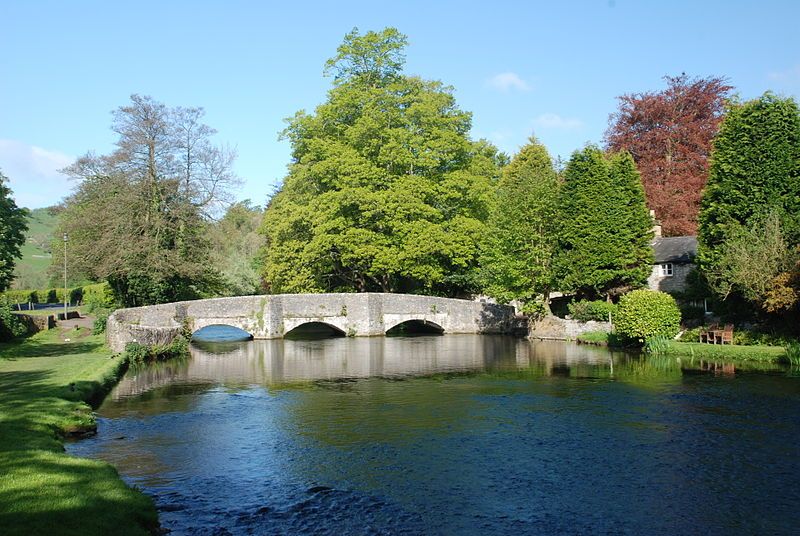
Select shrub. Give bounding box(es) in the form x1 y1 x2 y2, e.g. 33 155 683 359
521 300 547 320
0 299 28 341
92 310 110 335
613 290 681 345
2 289 39 306
83 282 116 312
679 327 703 342
69 287 84 304
41 289 58 304
568 300 617 322
124 342 149 365
732 329 795 347
124 335 190 365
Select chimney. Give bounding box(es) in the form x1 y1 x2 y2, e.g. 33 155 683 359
650 209 662 238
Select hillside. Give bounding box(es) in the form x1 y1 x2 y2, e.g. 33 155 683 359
11 207 58 289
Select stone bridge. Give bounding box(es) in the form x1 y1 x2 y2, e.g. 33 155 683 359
106 293 516 352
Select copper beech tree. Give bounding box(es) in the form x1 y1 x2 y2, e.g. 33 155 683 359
605 74 732 236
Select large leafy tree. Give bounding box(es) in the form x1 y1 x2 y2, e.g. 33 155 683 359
555 147 653 299
605 74 732 236
0 170 28 292
209 200 264 296
260 28 502 295
698 93 800 311
59 95 237 306
480 137 559 306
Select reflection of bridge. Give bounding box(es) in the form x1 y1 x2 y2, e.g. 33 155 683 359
106 293 515 352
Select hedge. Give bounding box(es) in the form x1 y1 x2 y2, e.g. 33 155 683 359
568 300 617 322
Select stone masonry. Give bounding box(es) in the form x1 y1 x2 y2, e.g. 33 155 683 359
106 293 516 353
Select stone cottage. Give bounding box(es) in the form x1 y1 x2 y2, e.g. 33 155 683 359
647 234 698 294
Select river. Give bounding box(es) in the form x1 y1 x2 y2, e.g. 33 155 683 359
67 329 800 535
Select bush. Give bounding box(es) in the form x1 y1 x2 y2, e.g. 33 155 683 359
679 327 703 342
124 342 150 365
92 310 110 335
521 300 547 320
83 282 116 312
124 335 190 366
40 289 58 304
0 299 28 341
568 300 617 322
70 287 84 304
613 290 681 345
2 289 39 306
732 329 795 347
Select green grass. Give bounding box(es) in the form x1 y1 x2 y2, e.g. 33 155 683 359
0 328 158 535
663 340 787 362
577 331 789 364
11 208 59 290
575 330 610 345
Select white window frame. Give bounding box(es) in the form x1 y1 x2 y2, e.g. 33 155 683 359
659 263 674 277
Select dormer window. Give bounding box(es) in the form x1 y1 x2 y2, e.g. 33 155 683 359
659 263 674 277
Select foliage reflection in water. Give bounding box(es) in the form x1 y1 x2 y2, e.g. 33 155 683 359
67 332 800 535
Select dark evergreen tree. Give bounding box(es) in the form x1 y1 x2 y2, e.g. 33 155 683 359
698 93 800 311
480 137 559 307
698 93 800 271
555 147 653 299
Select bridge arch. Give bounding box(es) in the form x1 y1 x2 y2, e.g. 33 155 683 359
284 321 347 339
191 324 254 342
385 319 444 336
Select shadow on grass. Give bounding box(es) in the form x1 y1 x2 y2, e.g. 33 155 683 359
0 339 104 360
0 450 158 536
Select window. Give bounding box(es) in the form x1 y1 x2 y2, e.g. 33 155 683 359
659 263 674 277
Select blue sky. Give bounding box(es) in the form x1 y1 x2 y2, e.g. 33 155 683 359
1 0 798 209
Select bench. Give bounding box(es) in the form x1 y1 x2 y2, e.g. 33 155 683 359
699 323 733 345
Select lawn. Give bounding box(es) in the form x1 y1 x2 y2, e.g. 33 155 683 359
0 327 158 535
576 331 789 363
663 340 788 362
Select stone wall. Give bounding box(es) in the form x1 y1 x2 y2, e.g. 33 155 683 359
12 313 55 334
106 293 516 353
648 262 693 294
528 315 612 340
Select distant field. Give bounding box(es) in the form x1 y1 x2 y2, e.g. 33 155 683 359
11 207 59 289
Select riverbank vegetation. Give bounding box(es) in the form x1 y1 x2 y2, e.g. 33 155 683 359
0 328 158 535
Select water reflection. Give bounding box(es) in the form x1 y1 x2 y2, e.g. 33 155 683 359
114 335 793 401
69 336 800 535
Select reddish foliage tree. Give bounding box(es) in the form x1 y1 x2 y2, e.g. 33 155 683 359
605 74 732 236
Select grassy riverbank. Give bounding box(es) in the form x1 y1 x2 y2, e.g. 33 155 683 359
0 327 158 535
576 331 789 363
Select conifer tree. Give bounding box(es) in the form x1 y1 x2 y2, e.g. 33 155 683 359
555 147 653 299
480 137 559 307
698 93 800 271
698 93 800 310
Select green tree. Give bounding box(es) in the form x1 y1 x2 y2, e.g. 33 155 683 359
58 95 234 306
480 137 559 307
555 147 653 299
706 211 800 312
209 200 264 296
0 170 28 292
698 93 800 283
260 28 502 295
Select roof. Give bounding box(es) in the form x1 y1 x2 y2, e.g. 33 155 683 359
652 236 697 264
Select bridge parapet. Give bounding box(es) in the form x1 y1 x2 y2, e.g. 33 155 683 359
106 293 515 353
